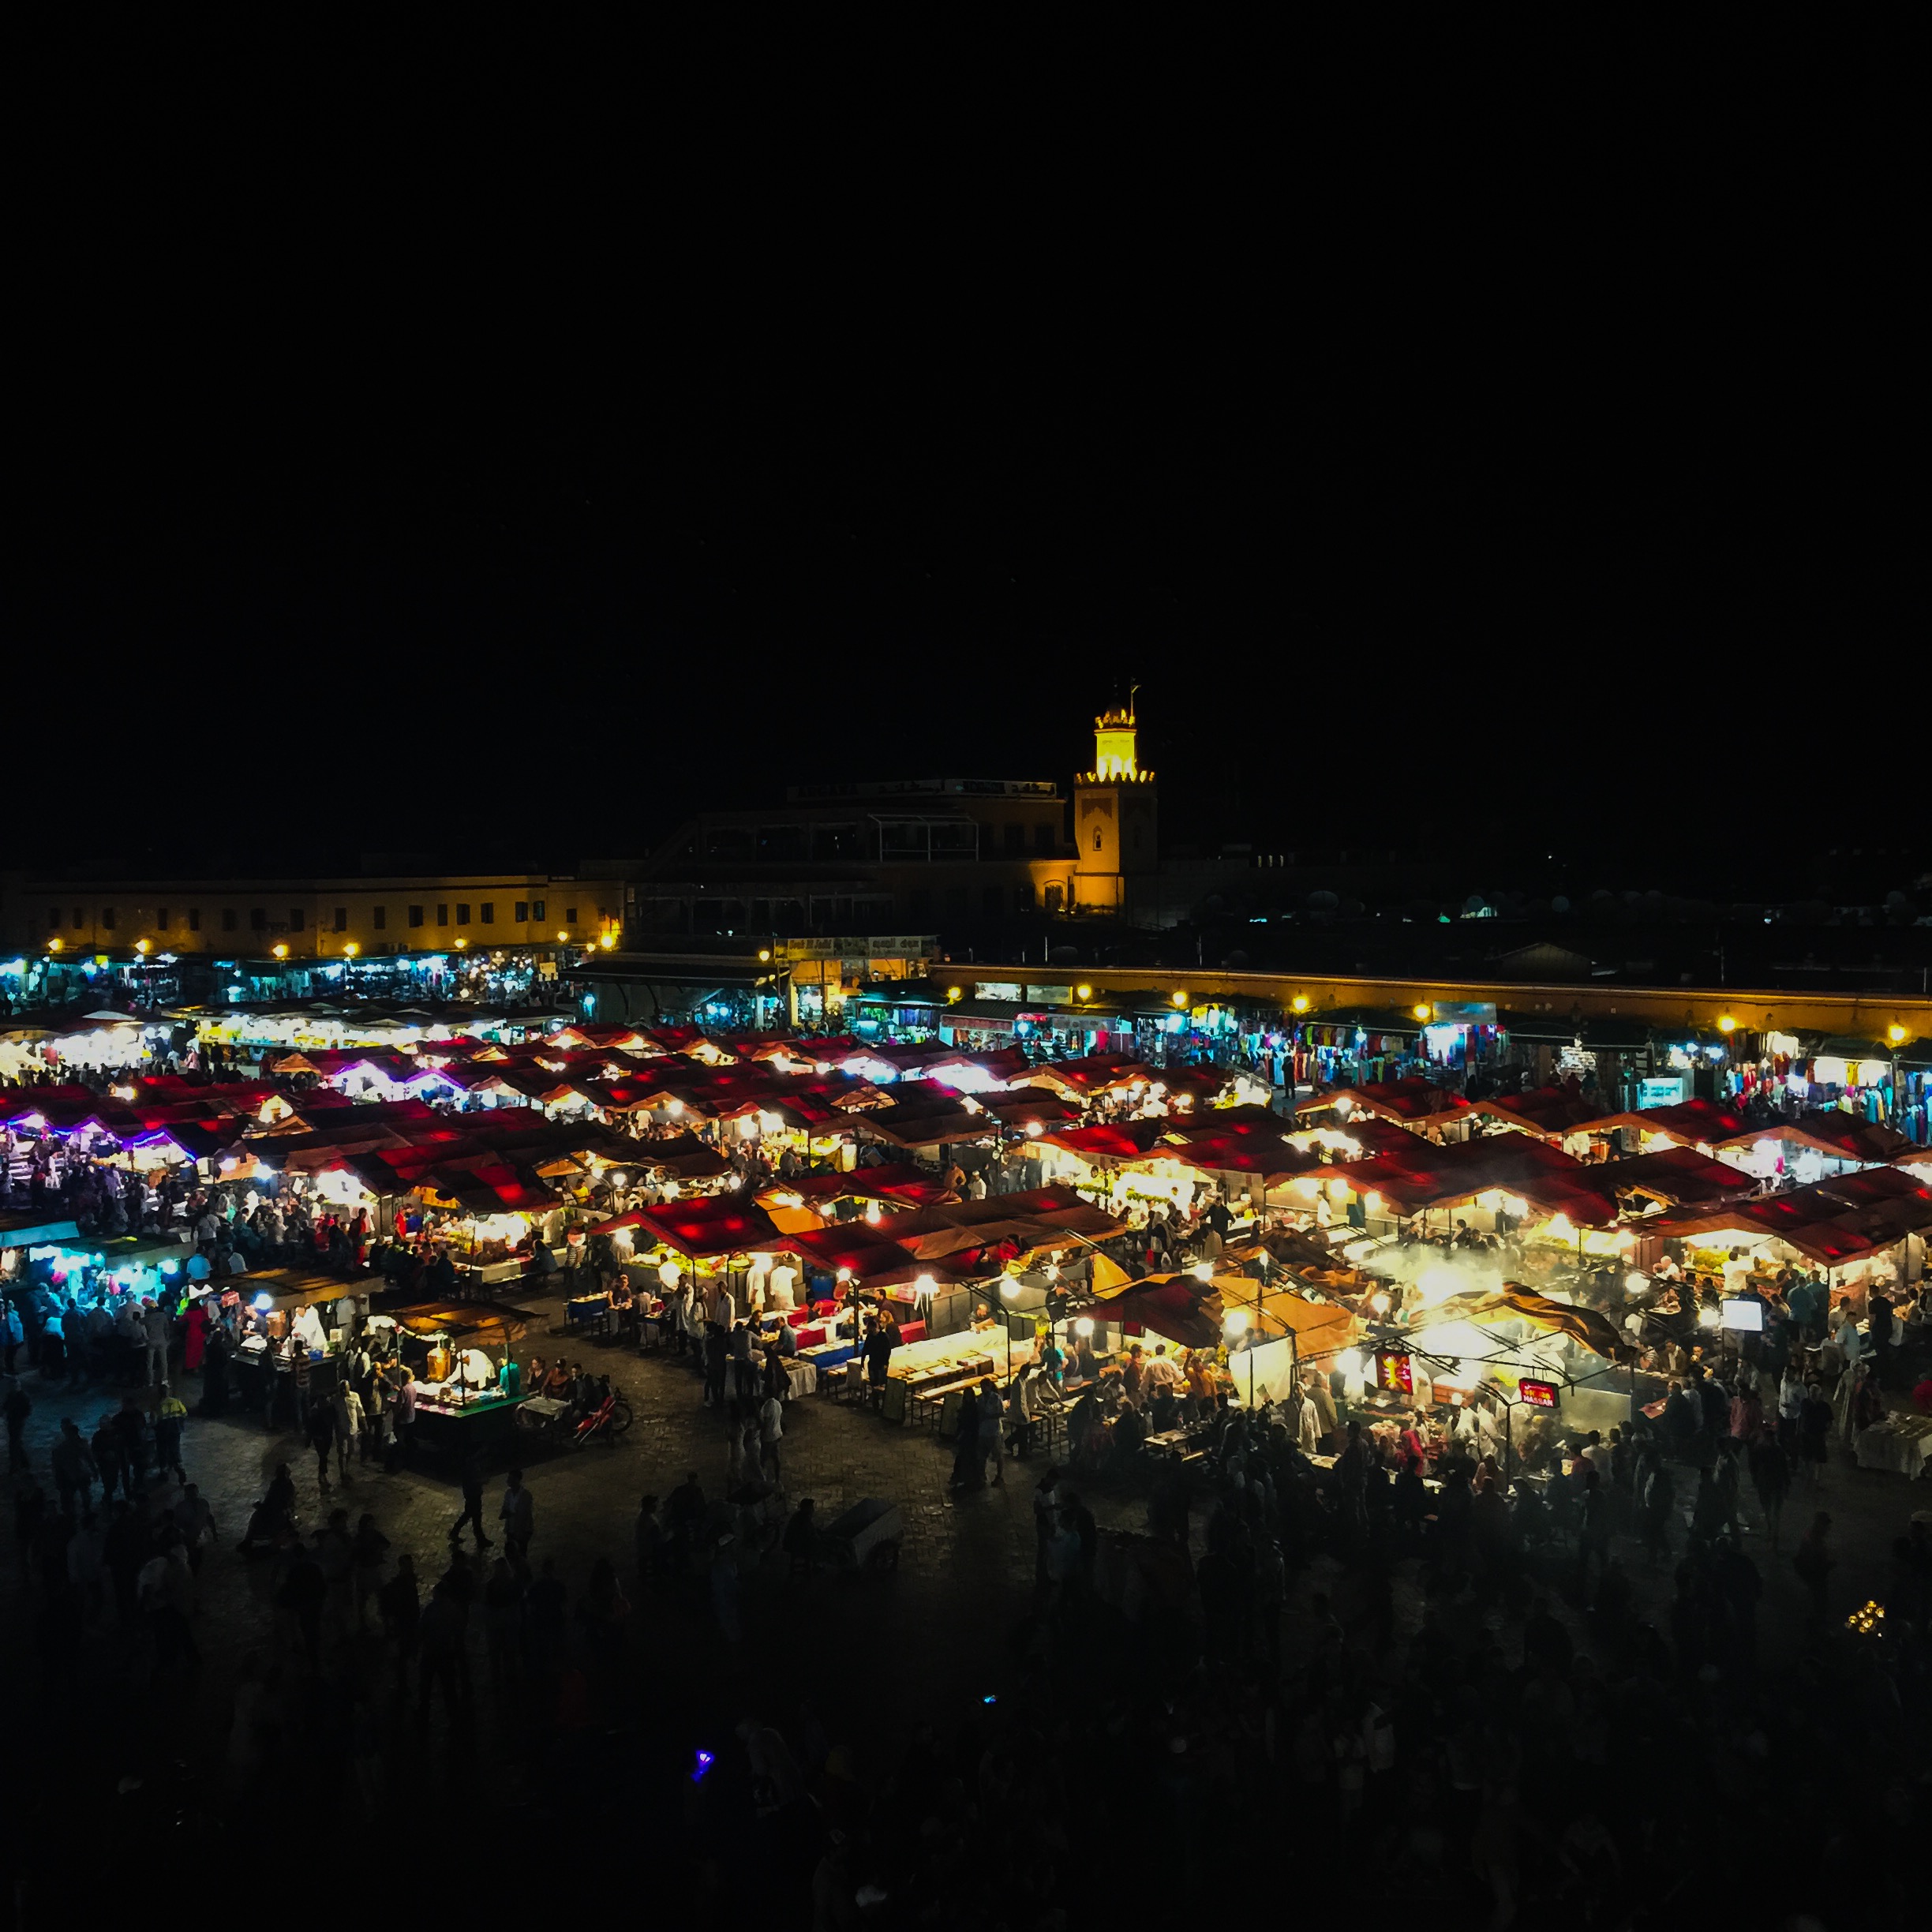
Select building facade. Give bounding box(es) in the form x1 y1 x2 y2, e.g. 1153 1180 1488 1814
625 777 1082 936
2 874 620 960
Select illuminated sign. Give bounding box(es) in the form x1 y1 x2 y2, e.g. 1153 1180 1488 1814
1518 1378 1558 1410
1375 1350 1413 1395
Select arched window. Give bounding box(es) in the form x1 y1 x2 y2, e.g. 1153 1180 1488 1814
1092 828 1103 852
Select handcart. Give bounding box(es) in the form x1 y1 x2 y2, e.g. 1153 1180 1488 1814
819 1496 904 1572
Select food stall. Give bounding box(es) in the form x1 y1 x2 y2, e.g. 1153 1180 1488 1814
391 1301 534 1456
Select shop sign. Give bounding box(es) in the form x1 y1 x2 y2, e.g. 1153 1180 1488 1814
1518 1378 1558 1410
1375 1349 1413 1395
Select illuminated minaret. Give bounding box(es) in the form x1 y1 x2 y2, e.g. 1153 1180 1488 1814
1073 698 1158 912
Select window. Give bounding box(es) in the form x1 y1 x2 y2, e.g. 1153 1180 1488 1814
250 908 267 931
157 908 169 931
1035 822 1054 853
72 908 83 929
455 904 470 926
46 907 58 929
102 907 116 930
929 822 978 861
289 908 304 931
564 907 577 925
189 909 202 933
480 903 494 924
515 902 529 923
333 908 347 932
1003 822 1024 854
983 886 1004 918
373 906 387 930
408 905 425 929
532 899 545 921
1043 882 1064 914
222 909 238 932
1092 829 1103 852
1013 884 1035 912
436 904 448 927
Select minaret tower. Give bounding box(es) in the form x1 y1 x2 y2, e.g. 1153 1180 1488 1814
1073 695 1158 912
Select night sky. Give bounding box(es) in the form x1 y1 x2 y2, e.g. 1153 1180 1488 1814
15 290 1915 894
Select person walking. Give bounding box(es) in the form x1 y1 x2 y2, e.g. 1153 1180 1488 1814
499 1468 534 1573
91 1413 124 1503
1793 1511 1835 1623
51 1418 96 1517
332 1382 363 1482
141 1297 171 1388
152 1383 189 1484
306 1393 338 1496
758 1390 784 1484
449 1451 492 1550
1748 1421 1792 1552
350 1512 390 1631
1798 1380 1833 1485
978 1378 1006 1488
4 1379 32 1473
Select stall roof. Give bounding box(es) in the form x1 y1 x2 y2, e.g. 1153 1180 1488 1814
0 1209 81 1250
977 1087 1084 1129
627 1196 783 1260
1293 1077 1472 1132
1037 1120 1173 1163
770 1163 957 1208
1574 1097 1752 1147
1649 1174 1932 1267
1095 1277 1223 1350
1467 1086 1609 1138
749 1223 961 1289
1324 1133 1619 1225
852 1093 1000 1148
1600 1145 1759 1207
1714 1110 1919 1167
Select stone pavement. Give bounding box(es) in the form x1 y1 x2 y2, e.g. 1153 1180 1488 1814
4 1284 1926 1826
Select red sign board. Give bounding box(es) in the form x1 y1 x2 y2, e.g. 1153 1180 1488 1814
1518 1378 1558 1410
1376 1350 1413 1395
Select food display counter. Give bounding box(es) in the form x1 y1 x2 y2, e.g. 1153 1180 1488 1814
231 1339 340 1428
407 1381 527 1456
878 1328 1025 1424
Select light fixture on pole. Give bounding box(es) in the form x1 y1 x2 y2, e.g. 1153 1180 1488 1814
998 1276 1017 1384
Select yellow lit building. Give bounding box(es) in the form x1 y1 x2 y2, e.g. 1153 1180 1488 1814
3 874 623 959
1073 705 1159 912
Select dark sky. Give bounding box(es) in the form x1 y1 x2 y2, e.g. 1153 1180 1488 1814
12 131 1916 892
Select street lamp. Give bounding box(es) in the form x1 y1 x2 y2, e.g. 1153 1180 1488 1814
271 943 289 960
998 1276 1018 1384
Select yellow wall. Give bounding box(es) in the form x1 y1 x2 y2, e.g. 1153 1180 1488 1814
966 961 1932 1042
11 878 623 957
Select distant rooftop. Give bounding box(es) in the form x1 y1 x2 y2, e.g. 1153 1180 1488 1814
784 778 1058 802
